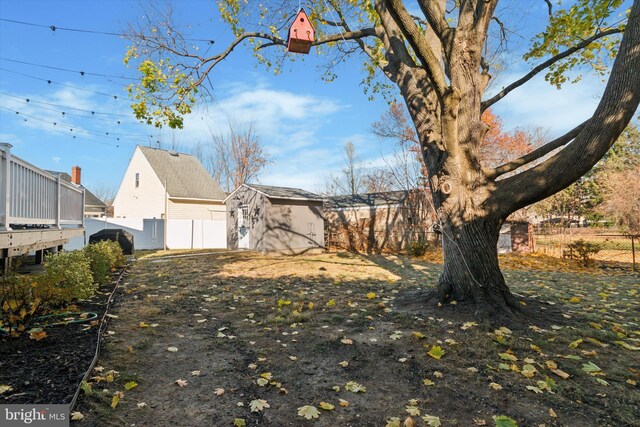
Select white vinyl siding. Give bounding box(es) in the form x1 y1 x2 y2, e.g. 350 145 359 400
113 147 167 218
168 199 226 220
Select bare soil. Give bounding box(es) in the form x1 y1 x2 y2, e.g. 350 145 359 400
74 251 639 426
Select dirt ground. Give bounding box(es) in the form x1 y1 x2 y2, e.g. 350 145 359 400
75 251 639 426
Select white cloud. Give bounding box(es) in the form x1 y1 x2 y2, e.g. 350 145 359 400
51 156 61 164
490 72 605 136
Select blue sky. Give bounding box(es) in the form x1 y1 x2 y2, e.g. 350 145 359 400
0 0 622 195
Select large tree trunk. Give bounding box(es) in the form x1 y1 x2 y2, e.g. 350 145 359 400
432 216 519 315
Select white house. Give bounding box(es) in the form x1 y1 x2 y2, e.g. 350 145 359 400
113 146 226 220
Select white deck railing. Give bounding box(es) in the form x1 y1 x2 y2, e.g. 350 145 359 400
1 143 84 230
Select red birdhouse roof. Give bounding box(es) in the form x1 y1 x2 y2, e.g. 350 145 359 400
287 9 315 54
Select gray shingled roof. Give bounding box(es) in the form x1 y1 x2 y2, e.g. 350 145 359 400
46 170 107 208
325 190 410 209
247 183 323 201
139 146 226 200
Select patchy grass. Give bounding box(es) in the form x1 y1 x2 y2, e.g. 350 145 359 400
76 251 639 427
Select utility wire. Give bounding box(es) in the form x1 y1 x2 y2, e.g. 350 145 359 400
0 67 127 100
5 97 145 127
0 18 215 44
0 91 135 118
1 107 156 143
0 57 138 81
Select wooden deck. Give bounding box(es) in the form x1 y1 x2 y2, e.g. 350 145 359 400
1 143 85 269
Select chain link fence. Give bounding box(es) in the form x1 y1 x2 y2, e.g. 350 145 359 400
533 231 638 271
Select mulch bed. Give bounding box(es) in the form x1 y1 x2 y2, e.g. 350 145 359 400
0 269 125 405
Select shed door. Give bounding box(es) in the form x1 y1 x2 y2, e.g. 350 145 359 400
238 205 250 249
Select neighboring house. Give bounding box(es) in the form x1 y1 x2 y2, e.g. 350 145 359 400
225 184 324 254
324 189 436 253
47 166 107 218
112 146 226 220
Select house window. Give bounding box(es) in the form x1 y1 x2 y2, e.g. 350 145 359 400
135 173 140 188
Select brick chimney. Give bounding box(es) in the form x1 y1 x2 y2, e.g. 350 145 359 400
71 166 81 185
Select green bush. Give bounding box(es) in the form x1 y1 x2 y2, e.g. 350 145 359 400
566 239 602 266
40 250 95 305
0 274 43 337
407 240 429 257
83 241 125 285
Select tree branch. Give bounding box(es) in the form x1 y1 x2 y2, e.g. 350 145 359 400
416 0 451 46
383 0 448 97
482 27 623 110
485 120 589 179
488 0 640 218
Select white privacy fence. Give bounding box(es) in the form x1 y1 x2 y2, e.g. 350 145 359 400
66 218 226 251
1 143 84 229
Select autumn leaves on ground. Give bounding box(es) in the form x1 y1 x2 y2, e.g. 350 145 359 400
75 251 639 426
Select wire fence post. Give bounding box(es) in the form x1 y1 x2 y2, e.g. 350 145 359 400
632 235 637 272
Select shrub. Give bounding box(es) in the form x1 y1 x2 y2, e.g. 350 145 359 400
39 250 95 305
565 239 602 266
407 240 429 257
0 274 43 337
83 241 125 285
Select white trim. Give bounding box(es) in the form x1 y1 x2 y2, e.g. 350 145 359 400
168 196 225 203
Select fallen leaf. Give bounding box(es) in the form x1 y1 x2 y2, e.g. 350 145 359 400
339 399 350 407
233 418 246 427
124 381 138 390
341 337 353 345
214 388 224 395
427 345 445 360
319 401 335 410
136 402 147 408
0 385 13 394
345 381 366 393
167 346 178 352
70 411 84 421
29 329 47 341
422 414 442 427
406 406 420 416
250 399 269 412
297 405 320 419
111 391 124 408
191 370 201 376
493 415 518 427
175 379 188 388
489 382 503 390
339 361 349 367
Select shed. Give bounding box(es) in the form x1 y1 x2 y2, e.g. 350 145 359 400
224 184 324 254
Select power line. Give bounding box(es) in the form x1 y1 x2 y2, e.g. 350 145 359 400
0 67 127 100
4 96 145 127
1 107 157 143
0 57 138 81
0 18 216 44
0 91 142 121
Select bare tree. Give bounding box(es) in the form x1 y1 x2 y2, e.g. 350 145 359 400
89 183 117 206
599 165 640 233
325 141 367 196
193 121 271 193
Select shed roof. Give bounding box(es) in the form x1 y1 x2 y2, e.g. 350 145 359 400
225 183 323 203
138 146 226 200
324 190 412 209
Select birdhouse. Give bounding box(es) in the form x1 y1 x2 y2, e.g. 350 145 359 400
287 9 315 54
